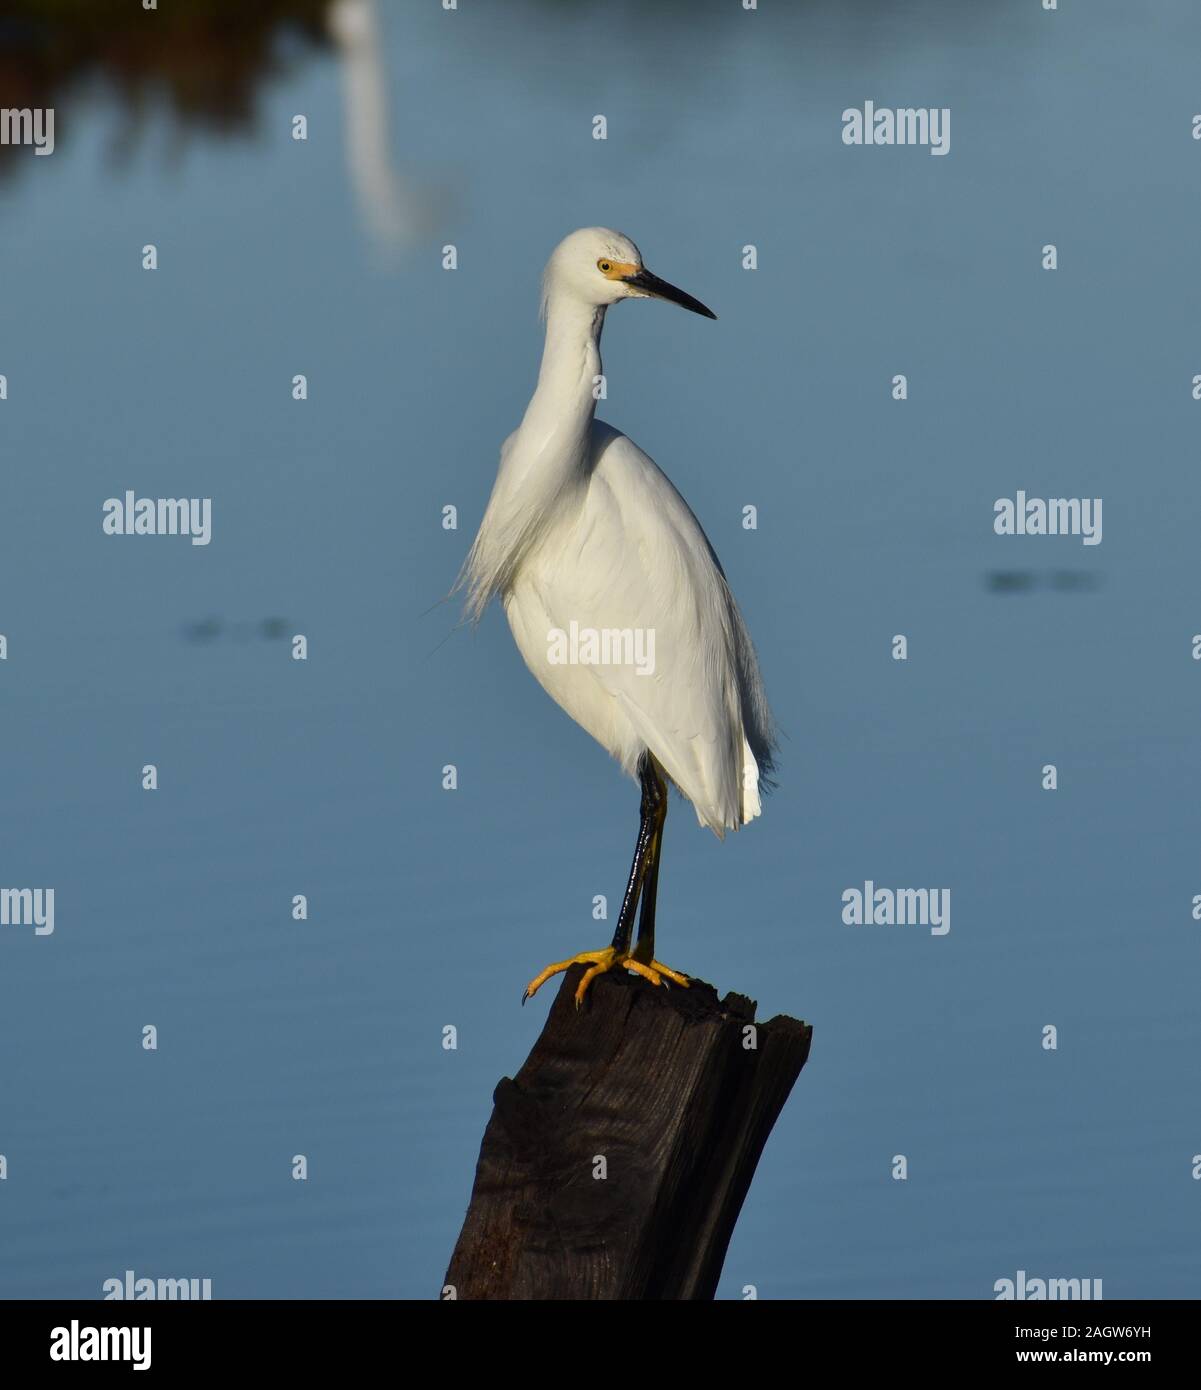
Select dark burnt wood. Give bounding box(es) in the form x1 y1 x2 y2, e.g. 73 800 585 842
444 964 811 1300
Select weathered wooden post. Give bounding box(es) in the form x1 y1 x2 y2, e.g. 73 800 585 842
444 964 811 1300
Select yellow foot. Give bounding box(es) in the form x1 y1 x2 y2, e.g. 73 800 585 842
523 947 690 1009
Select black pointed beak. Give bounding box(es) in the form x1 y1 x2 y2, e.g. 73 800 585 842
623 267 716 320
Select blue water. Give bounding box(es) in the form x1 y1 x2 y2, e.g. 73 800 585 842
1 0 1198 1299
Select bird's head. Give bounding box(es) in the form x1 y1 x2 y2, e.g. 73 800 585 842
541 227 716 321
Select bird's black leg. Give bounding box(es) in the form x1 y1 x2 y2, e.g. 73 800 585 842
630 758 668 965
609 753 661 956
522 753 686 1008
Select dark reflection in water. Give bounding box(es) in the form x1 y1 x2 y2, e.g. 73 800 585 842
0 0 457 251
181 616 292 642
0 0 1024 185
0 0 330 180
985 570 1103 594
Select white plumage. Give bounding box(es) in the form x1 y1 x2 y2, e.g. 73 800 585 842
462 227 774 832
460 227 775 1003
501 422 770 833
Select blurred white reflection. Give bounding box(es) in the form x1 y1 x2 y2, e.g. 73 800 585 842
328 0 437 260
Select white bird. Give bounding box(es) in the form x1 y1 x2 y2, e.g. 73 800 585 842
460 227 775 1007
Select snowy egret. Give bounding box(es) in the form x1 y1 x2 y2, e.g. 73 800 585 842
460 227 775 1007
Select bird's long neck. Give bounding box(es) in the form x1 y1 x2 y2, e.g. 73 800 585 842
458 296 605 620
520 295 605 454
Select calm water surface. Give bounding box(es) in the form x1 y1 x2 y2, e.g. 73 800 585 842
1 0 1198 1298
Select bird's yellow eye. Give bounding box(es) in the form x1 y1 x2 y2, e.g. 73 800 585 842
598 260 613 274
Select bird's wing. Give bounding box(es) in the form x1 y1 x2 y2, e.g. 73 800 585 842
526 425 772 834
